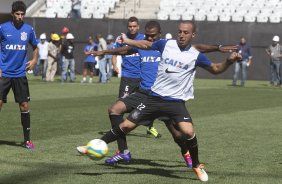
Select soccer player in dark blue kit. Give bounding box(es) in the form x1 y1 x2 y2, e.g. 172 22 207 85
0 1 38 149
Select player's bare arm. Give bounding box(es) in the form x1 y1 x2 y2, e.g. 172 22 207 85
26 46 38 70
111 55 119 74
121 33 152 50
193 44 238 53
90 46 135 56
205 52 242 74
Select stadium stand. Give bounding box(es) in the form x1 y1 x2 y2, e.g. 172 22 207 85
22 0 282 23
157 0 282 23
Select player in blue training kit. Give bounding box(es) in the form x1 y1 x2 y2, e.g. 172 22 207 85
0 1 38 149
110 17 161 152
88 21 241 182
78 21 237 167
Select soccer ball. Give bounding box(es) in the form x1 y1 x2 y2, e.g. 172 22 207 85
86 139 108 160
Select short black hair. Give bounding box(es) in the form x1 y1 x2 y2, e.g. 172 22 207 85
179 21 196 33
145 21 161 33
127 16 139 25
12 1 26 13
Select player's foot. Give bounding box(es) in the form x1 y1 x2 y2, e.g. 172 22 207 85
22 141 35 149
193 164 208 182
183 151 192 168
104 151 131 165
146 126 161 138
76 146 87 155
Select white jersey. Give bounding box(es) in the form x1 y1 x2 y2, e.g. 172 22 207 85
150 39 212 101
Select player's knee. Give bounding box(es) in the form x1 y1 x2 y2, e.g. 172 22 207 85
120 120 136 133
19 102 29 112
108 101 126 114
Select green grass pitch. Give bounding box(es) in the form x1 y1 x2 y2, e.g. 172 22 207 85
0 76 282 184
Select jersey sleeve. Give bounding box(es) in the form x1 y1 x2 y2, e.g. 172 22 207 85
151 39 167 53
29 27 38 47
195 53 212 68
0 25 2 38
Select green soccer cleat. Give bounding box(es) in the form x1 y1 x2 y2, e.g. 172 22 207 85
146 126 162 138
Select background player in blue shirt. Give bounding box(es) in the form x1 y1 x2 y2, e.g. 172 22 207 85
0 1 38 149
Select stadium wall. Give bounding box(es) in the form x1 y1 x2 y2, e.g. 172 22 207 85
22 18 279 81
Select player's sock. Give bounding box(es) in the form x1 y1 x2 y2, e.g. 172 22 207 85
174 135 189 155
101 126 126 144
186 134 200 168
109 114 128 152
21 111 31 142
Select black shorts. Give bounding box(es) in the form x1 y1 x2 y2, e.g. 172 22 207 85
118 77 140 98
0 77 30 103
119 88 149 113
120 89 154 126
127 95 192 126
83 62 95 71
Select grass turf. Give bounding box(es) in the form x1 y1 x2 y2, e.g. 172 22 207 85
0 76 282 184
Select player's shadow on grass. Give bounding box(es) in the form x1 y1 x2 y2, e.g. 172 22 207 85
77 158 195 180
98 131 153 138
0 140 22 147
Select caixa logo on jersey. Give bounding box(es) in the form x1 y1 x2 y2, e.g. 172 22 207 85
5 44 26 50
21 32 28 41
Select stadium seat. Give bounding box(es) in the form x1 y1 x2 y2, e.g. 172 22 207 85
157 11 169 20
269 13 281 23
219 14 231 22
256 14 268 23
232 14 244 22
194 13 206 21
207 13 218 21
182 12 193 20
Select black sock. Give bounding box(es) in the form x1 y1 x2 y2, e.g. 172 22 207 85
21 111 30 142
101 126 126 145
186 134 200 167
109 114 128 152
174 136 189 155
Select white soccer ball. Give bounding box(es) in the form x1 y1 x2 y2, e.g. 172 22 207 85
86 139 108 160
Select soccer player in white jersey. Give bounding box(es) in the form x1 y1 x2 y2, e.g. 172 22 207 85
90 21 241 181
0 1 38 149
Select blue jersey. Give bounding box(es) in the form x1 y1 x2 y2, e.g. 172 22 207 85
137 49 160 91
114 33 145 79
84 43 97 63
0 21 38 77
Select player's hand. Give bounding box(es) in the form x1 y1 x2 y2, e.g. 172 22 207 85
113 65 119 74
26 59 37 71
119 33 128 44
219 45 239 53
91 51 105 56
227 52 242 63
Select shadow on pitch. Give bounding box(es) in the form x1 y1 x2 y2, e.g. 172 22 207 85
76 158 193 180
0 140 22 147
98 131 155 139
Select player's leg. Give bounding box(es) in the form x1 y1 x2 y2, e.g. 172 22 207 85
164 120 192 168
0 77 12 111
108 100 128 152
81 63 88 83
232 62 240 86
177 121 208 181
241 60 248 86
101 119 138 147
166 101 208 181
13 77 35 149
88 63 94 83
